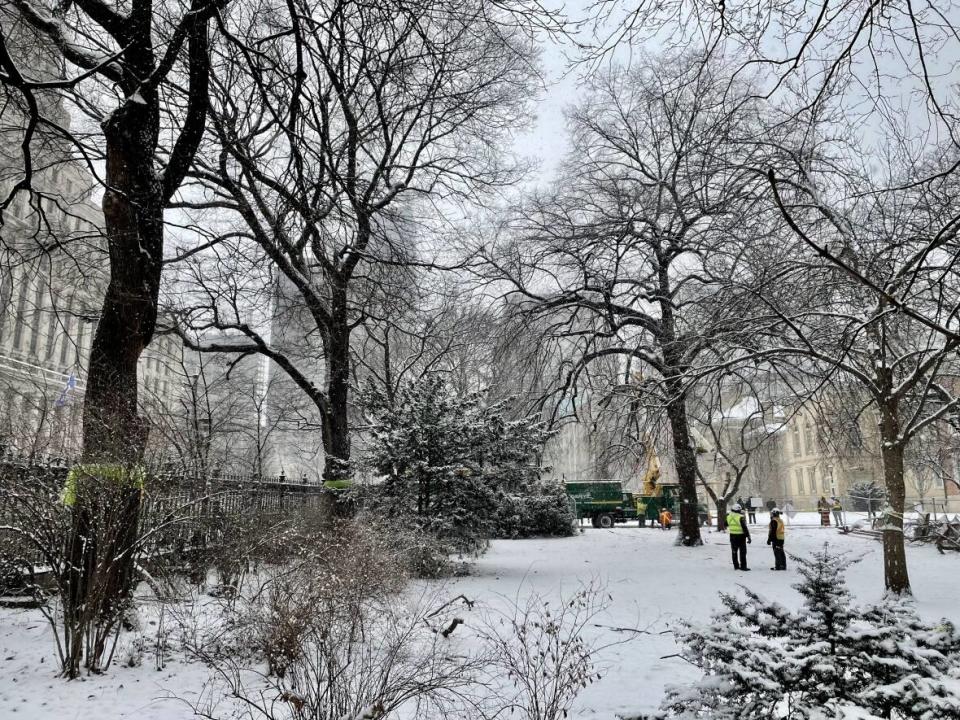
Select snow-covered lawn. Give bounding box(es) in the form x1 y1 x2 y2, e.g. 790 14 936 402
2 516 958 719
449 517 960 717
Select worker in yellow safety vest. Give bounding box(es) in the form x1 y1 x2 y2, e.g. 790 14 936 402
726 503 751 571
767 508 787 570
831 497 843 528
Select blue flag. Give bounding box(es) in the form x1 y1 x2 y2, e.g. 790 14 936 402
54 372 77 407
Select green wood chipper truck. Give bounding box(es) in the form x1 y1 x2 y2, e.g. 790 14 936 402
564 480 710 528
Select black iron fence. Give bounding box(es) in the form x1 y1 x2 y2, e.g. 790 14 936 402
0 454 332 591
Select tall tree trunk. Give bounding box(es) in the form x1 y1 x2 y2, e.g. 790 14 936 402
665 390 703 546
323 288 352 481
65 89 164 674
657 257 701 546
878 407 911 595
716 497 728 532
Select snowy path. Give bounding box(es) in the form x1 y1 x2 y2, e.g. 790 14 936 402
1 519 957 719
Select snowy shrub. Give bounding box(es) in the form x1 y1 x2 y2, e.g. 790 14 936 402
849 480 886 512
385 520 457 578
361 375 552 555
185 518 490 719
188 502 339 603
176 517 404 668
265 522 407 676
0 462 165 676
475 583 615 720
191 590 491 720
492 482 576 539
181 530 621 720
659 545 960 719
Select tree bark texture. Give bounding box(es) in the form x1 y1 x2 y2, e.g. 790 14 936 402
716 497 728 532
666 393 703 546
64 0 215 672
878 408 911 595
66 67 164 674
322 288 352 481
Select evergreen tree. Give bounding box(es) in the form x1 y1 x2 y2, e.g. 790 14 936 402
661 546 960 719
849 480 886 513
362 376 552 553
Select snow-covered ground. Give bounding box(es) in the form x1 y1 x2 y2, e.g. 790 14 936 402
450 514 960 717
2 513 958 719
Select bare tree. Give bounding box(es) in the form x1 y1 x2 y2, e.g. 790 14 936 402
141 348 291 479
688 367 787 531
737 137 960 594
0 0 224 673
481 54 784 545
584 0 960 155
174 0 547 481
350 276 498 408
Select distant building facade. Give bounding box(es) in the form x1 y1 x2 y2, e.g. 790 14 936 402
696 386 960 513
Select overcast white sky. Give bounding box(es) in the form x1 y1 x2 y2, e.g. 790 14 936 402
513 0 960 190
511 0 590 187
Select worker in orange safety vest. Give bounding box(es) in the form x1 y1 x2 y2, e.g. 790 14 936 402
659 507 673 530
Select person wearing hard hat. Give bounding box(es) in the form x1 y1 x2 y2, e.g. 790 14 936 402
659 507 673 530
767 508 787 570
726 503 751 571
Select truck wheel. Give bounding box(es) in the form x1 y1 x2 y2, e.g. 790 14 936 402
598 514 614 529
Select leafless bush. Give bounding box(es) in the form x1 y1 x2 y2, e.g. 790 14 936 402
385 524 457 579
0 461 338 676
347 504 461 580
177 528 625 720
474 583 617 720
0 464 155 676
184 519 489 719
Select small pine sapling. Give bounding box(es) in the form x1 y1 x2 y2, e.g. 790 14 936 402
661 545 960 719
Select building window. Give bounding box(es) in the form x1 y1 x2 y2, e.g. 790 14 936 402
792 424 802 456
59 298 75 366
11 279 30 350
22 392 35 425
807 467 816 494
953 450 960 494
796 468 805 494
0 267 13 341
803 421 815 455
27 282 45 356
76 322 87 367
823 466 833 493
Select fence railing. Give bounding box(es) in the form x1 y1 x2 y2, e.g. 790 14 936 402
0 458 332 592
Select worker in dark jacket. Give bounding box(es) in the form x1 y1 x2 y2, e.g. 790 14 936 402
767 508 786 570
817 496 831 526
727 503 751 571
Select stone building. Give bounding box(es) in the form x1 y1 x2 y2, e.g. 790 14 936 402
1 161 108 458
695 384 960 513
778 402 960 513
